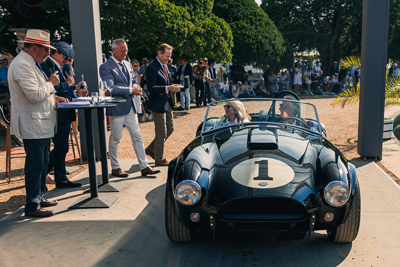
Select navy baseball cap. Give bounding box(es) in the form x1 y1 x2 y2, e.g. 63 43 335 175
55 42 75 59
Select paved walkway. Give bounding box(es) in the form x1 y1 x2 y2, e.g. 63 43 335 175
1 159 400 267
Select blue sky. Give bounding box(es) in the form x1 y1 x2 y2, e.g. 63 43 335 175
255 0 261 5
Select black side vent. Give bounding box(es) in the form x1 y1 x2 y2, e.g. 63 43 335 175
249 143 278 150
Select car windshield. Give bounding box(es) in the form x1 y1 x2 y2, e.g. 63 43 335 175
202 98 321 134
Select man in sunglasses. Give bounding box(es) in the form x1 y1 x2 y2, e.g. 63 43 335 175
40 41 88 188
279 98 300 125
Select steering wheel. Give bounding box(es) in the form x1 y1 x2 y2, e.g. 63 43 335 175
280 117 309 129
274 90 300 100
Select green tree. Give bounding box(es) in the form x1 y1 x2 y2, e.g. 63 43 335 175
213 0 290 69
388 0 400 61
0 0 71 56
0 0 233 64
262 0 364 74
168 0 233 64
99 0 195 61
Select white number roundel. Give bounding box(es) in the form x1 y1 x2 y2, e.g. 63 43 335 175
231 157 295 189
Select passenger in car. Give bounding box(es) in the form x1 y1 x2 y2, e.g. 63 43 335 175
214 100 251 128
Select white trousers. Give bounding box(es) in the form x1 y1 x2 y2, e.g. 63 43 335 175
109 106 148 170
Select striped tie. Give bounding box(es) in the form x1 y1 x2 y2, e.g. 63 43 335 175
119 63 129 83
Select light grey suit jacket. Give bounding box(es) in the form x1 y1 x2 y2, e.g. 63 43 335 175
8 51 57 139
99 57 141 116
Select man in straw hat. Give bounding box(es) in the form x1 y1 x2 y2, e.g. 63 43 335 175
8 29 66 217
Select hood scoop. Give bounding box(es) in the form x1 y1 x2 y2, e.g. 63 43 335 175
249 128 278 150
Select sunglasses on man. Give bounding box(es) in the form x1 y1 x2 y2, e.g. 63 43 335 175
36 44 50 52
63 56 73 62
280 104 288 109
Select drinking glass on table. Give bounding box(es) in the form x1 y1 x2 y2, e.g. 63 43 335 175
107 79 114 98
99 81 108 98
91 92 99 104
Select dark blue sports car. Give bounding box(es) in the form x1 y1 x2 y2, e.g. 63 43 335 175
165 93 360 243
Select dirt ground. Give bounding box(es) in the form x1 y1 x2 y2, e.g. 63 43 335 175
0 95 387 219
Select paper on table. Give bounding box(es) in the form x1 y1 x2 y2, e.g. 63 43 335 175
73 97 113 102
59 101 91 107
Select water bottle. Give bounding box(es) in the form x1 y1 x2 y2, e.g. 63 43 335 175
81 74 87 90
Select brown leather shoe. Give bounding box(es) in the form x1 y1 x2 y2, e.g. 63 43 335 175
155 159 170 166
141 166 161 176
145 148 155 159
25 208 55 217
40 198 58 207
112 168 128 177
46 175 55 184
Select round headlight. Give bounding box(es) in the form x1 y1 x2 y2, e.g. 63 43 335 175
324 181 350 207
175 180 202 206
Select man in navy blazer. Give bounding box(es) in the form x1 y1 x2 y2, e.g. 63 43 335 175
145 43 180 166
99 39 160 177
176 56 193 110
41 41 87 188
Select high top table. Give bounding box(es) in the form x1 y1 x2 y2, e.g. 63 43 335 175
58 99 125 208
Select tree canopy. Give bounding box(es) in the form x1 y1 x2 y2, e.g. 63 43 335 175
261 0 400 72
0 0 234 64
261 0 364 73
0 0 71 55
213 0 292 68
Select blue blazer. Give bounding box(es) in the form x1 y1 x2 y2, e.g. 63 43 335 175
176 63 193 85
99 58 141 116
209 67 216 80
146 59 173 113
40 60 76 123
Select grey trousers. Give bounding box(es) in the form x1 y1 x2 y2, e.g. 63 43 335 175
109 106 149 170
147 104 174 162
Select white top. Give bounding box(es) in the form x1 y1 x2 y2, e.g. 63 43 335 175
219 82 229 92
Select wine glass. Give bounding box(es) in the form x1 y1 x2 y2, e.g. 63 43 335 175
102 81 109 98
107 79 114 98
99 81 107 98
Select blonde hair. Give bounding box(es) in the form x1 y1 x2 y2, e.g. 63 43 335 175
229 101 251 121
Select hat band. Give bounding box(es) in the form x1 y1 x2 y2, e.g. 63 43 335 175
25 37 50 46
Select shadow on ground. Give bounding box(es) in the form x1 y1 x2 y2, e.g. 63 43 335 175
0 184 352 267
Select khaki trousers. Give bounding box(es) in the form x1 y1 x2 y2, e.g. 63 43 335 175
147 104 174 162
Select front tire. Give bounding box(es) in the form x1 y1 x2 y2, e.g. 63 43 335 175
328 180 361 243
165 186 193 242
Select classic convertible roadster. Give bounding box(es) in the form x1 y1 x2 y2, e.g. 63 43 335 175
165 92 360 243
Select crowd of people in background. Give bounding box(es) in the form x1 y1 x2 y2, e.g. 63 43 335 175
121 57 370 121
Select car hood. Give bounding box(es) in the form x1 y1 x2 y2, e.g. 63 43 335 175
206 127 320 202
215 127 316 165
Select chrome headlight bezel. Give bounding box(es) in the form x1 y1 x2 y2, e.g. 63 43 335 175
324 181 350 207
174 180 202 206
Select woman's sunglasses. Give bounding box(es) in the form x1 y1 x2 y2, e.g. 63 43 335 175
224 105 232 109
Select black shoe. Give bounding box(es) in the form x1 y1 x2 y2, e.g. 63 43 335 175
56 180 82 188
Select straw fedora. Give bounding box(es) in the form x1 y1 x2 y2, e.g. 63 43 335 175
19 29 56 50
